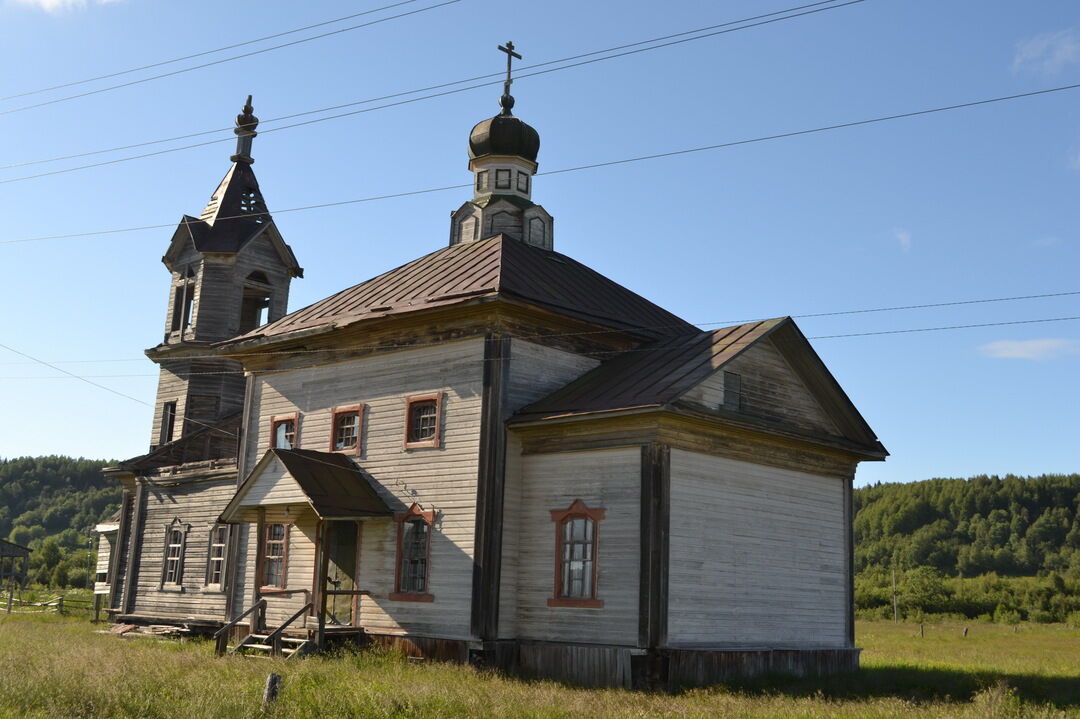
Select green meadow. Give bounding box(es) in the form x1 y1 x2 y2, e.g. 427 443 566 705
0 615 1077 718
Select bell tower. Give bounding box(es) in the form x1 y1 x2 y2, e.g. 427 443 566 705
450 42 553 250
146 96 303 453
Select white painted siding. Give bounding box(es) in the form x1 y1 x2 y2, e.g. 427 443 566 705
666 449 847 648
240 456 308 507
499 340 600 638
242 338 485 639
513 448 640 646
684 340 839 435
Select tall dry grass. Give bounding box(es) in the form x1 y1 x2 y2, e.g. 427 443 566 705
0 615 1076 718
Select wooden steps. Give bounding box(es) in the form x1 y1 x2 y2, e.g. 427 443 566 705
228 633 311 659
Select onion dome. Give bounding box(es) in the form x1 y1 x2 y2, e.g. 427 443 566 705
469 94 540 162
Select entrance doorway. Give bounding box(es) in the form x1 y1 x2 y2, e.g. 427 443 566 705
322 521 360 626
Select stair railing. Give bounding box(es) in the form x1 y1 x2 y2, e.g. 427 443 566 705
212 599 266 657
264 602 314 658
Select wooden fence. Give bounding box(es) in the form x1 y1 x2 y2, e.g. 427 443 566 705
4 591 94 616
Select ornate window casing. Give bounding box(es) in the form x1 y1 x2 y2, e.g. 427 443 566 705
548 500 605 608
390 504 435 602
330 404 364 454
261 523 289 589
160 518 191 590
404 394 441 449
270 413 299 450
204 524 229 590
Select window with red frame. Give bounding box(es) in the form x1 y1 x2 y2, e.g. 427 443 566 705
390 504 435 601
330 406 362 453
271 417 296 449
549 500 605 608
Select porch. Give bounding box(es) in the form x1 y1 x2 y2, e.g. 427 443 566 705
216 448 393 656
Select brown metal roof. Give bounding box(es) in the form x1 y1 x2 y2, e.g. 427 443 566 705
511 319 786 421
226 235 696 345
222 449 393 520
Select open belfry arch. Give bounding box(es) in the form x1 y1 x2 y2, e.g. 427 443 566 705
102 43 886 689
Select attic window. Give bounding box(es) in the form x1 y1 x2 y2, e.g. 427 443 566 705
495 169 511 189
239 189 267 223
723 372 742 411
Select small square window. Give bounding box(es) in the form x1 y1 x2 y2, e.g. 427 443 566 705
330 405 363 454
404 394 441 448
495 169 511 189
517 172 529 192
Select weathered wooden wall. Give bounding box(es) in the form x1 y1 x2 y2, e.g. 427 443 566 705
682 338 839 436
127 472 237 621
242 337 486 639
512 447 640 645
666 448 847 648
499 339 599 639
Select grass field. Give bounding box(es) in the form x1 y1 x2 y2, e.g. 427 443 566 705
0 616 1076 718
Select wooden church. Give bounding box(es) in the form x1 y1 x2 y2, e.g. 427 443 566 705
95 53 887 689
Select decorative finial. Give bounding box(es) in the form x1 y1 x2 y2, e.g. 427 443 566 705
231 95 259 164
497 41 521 116
235 95 259 135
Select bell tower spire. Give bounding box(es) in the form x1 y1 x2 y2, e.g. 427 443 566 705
147 96 302 455
449 42 553 250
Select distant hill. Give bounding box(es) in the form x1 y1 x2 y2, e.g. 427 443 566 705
0 456 119 587
854 474 1080 623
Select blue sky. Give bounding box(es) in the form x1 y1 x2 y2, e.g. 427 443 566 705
0 0 1076 486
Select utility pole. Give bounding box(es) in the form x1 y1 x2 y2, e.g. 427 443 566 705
892 566 899 623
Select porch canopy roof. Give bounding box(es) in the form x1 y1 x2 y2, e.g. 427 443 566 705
220 448 393 523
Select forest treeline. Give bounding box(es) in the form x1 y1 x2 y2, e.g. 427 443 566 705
854 474 1080 624
0 456 119 588
2 458 1079 624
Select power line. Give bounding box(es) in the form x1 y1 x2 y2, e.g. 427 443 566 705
0 0 866 184
0 0 854 171
0 0 428 103
1 306 1078 371
0 1 461 119
6 77 1080 244
0 288 1075 365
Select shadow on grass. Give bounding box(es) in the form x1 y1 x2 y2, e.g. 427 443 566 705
718 665 1080 708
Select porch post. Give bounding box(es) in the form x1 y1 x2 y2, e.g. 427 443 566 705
316 519 330 649
254 508 266 632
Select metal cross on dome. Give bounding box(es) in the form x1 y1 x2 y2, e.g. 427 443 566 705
497 40 522 114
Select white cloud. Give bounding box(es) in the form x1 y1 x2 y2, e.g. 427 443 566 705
892 227 912 252
978 338 1080 360
9 0 120 12
1013 29 1080 75
1032 236 1061 248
